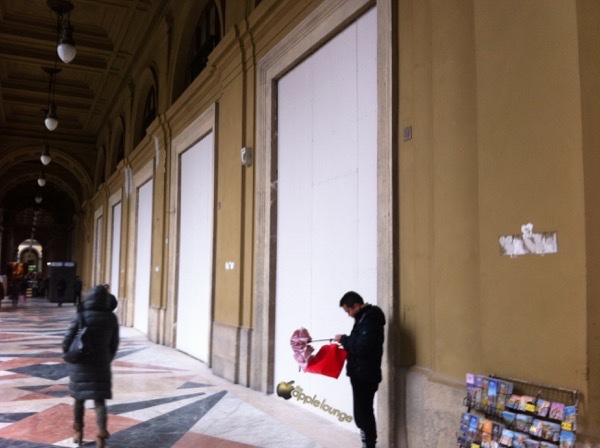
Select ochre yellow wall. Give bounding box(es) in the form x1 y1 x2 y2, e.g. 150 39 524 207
475 0 587 398
430 0 481 379
399 0 483 377
214 77 245 326
401 0 596 439
578 0 600 437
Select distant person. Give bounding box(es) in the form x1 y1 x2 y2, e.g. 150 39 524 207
62 285 119 448
9 281 19 307
74 276 83 306
56 278 67 307
43 276 49 299
19 278 28 303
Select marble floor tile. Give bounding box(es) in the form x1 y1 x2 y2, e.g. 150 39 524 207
0 298 358 448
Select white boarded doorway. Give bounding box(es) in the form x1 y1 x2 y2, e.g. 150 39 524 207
133 179 153 334
110 201 122 299
274 7 377 424
175 132 215 362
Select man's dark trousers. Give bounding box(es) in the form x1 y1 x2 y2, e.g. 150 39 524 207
351 377 378 447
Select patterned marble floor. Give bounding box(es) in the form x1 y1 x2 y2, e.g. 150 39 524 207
0 298 357 448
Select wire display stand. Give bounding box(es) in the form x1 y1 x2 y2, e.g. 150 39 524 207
458 373 579 447
490 374 579 409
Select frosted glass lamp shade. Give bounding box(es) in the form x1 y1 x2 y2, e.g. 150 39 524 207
45 116 58 131
40 146 52 166
57 43 76 64
57 24 76 63
40 154 51 165
45 103 58 131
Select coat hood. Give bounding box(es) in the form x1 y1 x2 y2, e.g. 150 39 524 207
82 285 112 312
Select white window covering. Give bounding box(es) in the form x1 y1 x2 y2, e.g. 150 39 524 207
175 133 215 362
134 180 153 334
274 7 377 424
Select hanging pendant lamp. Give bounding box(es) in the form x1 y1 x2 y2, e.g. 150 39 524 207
42 67 61 132
44 102 59 131
57 22 76 63
38 164 47 187
41 144 52 166
47 0 76 63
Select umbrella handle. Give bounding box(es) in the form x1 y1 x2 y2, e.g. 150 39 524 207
310 338 333 343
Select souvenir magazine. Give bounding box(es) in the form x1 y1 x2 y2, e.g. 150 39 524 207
558 430 575 448
549 402 565 421
562 405 576 431
507 394 521 410
499 428 515 447
529 419 543 437
515 414 532 432
502 410 516 426
536 399 550 418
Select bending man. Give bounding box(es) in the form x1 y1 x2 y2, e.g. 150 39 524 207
334 291 385 448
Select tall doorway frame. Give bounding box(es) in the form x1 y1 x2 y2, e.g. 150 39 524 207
252 0 396 445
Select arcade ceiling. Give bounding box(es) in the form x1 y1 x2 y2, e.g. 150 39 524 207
0 0 166 248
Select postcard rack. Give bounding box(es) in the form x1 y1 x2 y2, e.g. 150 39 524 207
490 375 578 409
458 373 579 447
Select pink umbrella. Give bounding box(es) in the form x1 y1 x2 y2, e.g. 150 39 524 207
290 327 330 369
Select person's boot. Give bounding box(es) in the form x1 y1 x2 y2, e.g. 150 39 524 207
72 422 83 445
96 429 110 448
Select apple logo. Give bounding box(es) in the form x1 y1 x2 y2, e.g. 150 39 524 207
276 380 295 400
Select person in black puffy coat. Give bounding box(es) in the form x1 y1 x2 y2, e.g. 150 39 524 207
334 291 385 448
62 284 119 447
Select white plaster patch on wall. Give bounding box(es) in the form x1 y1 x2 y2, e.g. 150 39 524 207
499 223 558 257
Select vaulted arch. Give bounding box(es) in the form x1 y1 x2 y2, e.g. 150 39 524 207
132 66 159 148
171 0 224 102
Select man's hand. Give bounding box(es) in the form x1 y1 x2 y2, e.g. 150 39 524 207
333 334 343 343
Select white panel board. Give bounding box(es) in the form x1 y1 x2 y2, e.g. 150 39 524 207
110 202 122 300
93 213 103 285
356 7 378 295
274 7 378 426
176 132 214 362
134 180 153 334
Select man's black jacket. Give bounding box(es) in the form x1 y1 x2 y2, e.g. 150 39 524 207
340 304 386 383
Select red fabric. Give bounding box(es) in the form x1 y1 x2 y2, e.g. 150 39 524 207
304 343 347 379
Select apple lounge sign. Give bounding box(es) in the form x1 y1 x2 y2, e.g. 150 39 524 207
276 380 353 423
